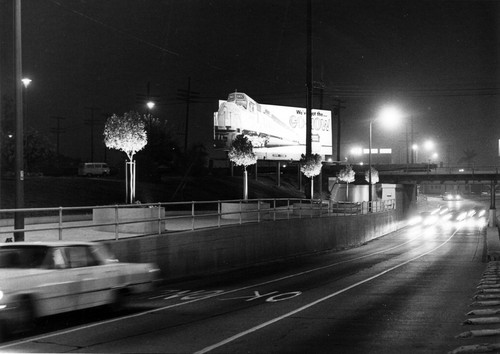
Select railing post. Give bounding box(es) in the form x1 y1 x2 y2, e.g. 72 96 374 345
239 200 242 225
158 202 162 236
191 201 195 231
58 206 63 240
114 205 119 240
273 199 276 221
218 201 221 227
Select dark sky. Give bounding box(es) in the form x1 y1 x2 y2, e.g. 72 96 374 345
1 0 499 166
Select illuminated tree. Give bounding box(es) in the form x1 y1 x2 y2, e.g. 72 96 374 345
104 111 147 203
300 153 323 199
338 164 355 200
364 167 379 184
228 135 257 200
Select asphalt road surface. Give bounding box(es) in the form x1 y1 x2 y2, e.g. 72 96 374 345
0 199 489 353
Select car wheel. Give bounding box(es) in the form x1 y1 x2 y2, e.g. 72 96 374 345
0 319 9 342
17 296 36 332
110 288 129 313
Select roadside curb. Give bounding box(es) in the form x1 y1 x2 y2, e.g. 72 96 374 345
487 227 500 261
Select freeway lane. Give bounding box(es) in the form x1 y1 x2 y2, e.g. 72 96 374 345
0 207 487 353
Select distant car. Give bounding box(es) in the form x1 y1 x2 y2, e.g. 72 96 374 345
78 162 110 177
442 192 462 201
0 241 160 340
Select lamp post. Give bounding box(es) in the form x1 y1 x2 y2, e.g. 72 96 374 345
412 144 419 163
427 152 438 172
14 0 25 241
368 119 373 206
368 106 402 209
22 79 31 127
21 78 31 170
146 101 155 131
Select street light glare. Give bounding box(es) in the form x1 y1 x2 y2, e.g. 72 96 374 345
21 78 32 88
424 140 434 150
377 106 401 127
351 147 362 155
146 101 155 109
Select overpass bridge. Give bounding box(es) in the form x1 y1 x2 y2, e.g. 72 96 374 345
378 165 499 184
377 165 500 215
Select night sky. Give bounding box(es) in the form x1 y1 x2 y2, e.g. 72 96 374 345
1 0 499 166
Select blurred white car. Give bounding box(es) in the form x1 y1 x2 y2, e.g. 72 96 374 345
442 192 462 201
0 241 160 340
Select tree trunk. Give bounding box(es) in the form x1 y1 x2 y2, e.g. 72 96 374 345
243 167 248 200
125 160 136 204
131 160 136 203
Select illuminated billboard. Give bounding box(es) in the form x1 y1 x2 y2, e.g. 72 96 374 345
214 92 332 161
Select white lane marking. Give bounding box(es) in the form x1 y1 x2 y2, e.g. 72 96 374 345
0 228 431 350
194 229 459 354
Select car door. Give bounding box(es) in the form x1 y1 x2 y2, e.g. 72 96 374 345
35 247 81 316
64 245 121 309
61 246 99 310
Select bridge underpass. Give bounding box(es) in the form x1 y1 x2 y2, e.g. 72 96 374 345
379 166 499 226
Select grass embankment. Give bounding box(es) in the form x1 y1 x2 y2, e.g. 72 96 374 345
0 175 305 209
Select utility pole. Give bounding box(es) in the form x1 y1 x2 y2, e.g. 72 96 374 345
14 0 24 241
333 99 346 162
50 116 65 159
313 81 325 109
84 106 100 161
305 0 312 158
177 77 200 153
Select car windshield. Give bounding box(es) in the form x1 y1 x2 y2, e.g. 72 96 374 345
0 246 50 269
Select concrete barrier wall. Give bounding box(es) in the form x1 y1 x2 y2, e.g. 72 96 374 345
104 210 401 282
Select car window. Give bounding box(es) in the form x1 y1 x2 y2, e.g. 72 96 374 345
63 246 101 268
0 246 50 269
51 248 68 269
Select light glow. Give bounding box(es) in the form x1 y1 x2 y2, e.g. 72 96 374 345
351 147 362 155
377 106 402 126
21 78 32 88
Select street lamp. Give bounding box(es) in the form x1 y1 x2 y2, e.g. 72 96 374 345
146 101 155 131
412 144 419 163
368 106 402 209
21 78 31 88
14 77 31 242
427 152 438 172
424 140 434 151
21 78 31 168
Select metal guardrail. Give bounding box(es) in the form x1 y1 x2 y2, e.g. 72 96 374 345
381 165 500 175
0 198 396 241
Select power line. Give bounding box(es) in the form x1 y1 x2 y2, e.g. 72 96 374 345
46 0 180 57
50 116 66 159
